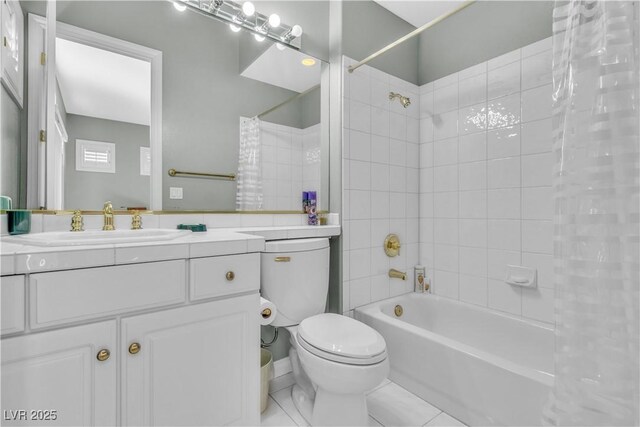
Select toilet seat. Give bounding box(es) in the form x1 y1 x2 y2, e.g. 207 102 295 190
296 313 387 366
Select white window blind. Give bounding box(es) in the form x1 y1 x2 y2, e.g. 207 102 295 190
76 139 115 173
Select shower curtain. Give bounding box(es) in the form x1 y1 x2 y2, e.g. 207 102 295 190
236 117 263 210
544 1 639 425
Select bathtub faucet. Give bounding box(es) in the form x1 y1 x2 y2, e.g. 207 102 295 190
389 269 406 280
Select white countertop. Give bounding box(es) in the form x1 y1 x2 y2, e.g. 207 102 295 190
0 225 340 275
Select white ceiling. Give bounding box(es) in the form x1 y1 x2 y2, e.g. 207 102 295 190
241 44 321 94
373 1 466 28
56 38 151 126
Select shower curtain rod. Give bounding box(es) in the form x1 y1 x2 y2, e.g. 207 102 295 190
257 84 321 119
348 0 476 73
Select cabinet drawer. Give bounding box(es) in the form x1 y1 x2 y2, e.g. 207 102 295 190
190 253 259 301
30 260 186 329
1 275 25 335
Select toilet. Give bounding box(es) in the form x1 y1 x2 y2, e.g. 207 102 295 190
261 238 389 426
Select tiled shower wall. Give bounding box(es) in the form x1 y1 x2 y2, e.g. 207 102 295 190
261 121 321 211
419 37 554 324
341 57 420 315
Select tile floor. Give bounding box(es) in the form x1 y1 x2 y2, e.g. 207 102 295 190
261 374 467 427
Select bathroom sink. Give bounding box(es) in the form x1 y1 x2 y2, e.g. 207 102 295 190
4 229 192 247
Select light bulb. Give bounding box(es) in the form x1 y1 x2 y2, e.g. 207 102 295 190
229 23 241 32
290 24 302 37
254 33 265 42
276 43 286 51
268 13 280 28
173 1 187 12
242 1 255 16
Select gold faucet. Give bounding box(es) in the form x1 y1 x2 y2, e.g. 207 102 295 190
102 201 115 231
70 210 84 232
389 269 407 280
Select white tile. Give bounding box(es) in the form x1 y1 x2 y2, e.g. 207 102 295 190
487 126 520 160
458 74 487 108
458 102 487 135
459 190 487 219
371 191 390 220
522 287 554 323
522 153 553 187
433 270 459 299
434 137 458 166
350 72 371 104
420 192 434 218
420 117 434 143
350 100 371 133
350 276 371 308
434 165 458 192
261 397 297 426
522 252 553 289
420 90 434 117
435 244 459 272
522 50 552 90
434 110 458 141
371 163 390 192
425 412 466 426
390 139 407 167
370 78 389 110
271 386 309 427
390 166 407 192
488 219 521 251
488 188 521 219
459 275 488 307
459 219 487 248
350 219 371 249
488 279 522 316
367 382 441 427
434 83 459 114
458 161 486 191
434 192 459 218
350 190 371 220
458 132 486 163
390 112 407 141
488 49 521 70
371 135 390 164
488 61 521 100
522 37 552 58
521 84 552 123
433 73 458 89
522 187 553 220
342 279 350 310
458 61 487 80
487 93 521 129
488 157 521 189
390 192 407 219
350 130 371 162
522 220 553 254
370 274 390 303
407 193 420 218
407 143 420 169
521 118 552 155
488 249 521 280
420 143 434 168
371 246 390 277
407 117 420 144
434 219 458 245
459 247 488 277
407 168 420 194
350 160 371 191
371 106 390 137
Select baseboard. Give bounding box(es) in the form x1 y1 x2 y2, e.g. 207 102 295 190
273 356 292 378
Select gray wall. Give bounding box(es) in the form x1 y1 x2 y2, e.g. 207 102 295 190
64 114 150 210
418 1 553 84
1 86 22 205
342 1 418 85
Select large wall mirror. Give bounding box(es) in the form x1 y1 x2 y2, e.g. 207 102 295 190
7 0 329 212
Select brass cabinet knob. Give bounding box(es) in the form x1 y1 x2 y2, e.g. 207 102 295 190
96 349 110 362
128 342 141 355
226 271 235 281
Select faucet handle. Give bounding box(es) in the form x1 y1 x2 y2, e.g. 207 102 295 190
70 210 84 232
131 210 142 230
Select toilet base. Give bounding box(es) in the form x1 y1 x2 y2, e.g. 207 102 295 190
291 384 314 425
311 388 369 426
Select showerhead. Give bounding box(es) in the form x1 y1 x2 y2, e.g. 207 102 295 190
389 92 411 108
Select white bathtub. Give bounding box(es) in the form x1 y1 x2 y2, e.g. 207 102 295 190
355 293 554 426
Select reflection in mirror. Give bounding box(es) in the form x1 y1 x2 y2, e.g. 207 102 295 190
13 0 328 212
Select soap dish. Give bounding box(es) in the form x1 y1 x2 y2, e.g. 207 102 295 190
504 265 537 288
177 224 207 232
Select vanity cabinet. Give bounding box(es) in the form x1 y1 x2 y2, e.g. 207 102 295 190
1 251 261 426
1 321 117 426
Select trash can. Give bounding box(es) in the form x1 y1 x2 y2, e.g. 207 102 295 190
260 349 274 413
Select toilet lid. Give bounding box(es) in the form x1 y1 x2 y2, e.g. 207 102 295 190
297 313 387 360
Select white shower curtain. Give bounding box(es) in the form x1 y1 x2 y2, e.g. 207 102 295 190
236 117 263 210
544 1 639 425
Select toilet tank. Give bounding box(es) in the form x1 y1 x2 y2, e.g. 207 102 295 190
260 238 330 327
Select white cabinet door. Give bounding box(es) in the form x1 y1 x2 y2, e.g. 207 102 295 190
121 294 260 426
1 320 117 426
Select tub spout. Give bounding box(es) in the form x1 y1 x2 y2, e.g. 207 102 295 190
389 269 406 280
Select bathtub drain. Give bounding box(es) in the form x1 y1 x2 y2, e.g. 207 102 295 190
394 305 403 317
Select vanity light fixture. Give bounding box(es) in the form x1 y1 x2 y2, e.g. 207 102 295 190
171 0 303 48
301 58 316 67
